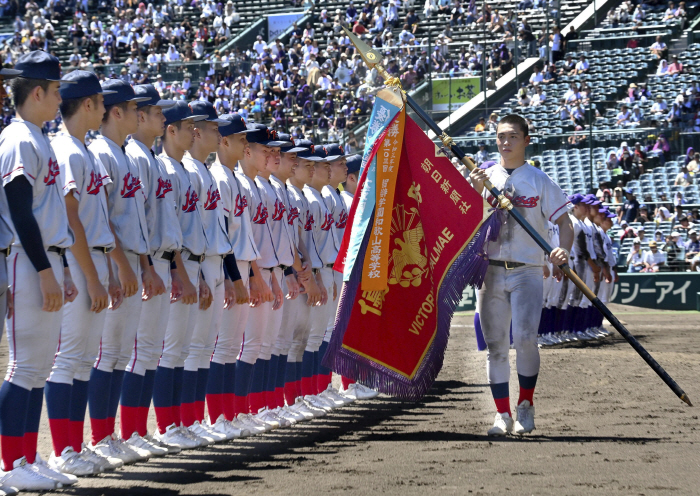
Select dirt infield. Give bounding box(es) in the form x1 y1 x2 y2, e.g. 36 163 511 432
3 303 699 496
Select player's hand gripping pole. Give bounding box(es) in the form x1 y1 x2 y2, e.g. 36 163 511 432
343 27 692 407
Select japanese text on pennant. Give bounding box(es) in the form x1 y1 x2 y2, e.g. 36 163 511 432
362 110 405 291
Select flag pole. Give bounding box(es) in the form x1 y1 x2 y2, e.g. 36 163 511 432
343 28 692 408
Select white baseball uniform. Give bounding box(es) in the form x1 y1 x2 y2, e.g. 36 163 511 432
474 162 571 385
182 155 231 372
50 132 115 385
0 119 74 390
321 185 347 342
209 162 259 367
125 138 183 376
89 135 149 373
158 152 207 370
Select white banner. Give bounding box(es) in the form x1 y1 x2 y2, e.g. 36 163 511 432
267 13 304 43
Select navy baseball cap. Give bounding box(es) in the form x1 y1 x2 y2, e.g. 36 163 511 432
323 143 348 161
163 101 207 127
59 70 116 100
346 154 362 174
278 133 309 153
218 113 254 137
14 51 75 83
0 68 22 78
246 124 291 147
294 139 316 158
188 101 231 125
134 84 176 109
568 193 585 205
101 79 150 107
306 143 333 162
606 210 617 218
582 194 601 206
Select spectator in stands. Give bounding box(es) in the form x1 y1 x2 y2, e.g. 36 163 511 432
633 141 648 174
517 87 531 106
685 230 699 271
542 63 557 84
622 190 640 223
475 142 488 165
573 54 589 75
654 202 673 222
554 98 570 122
563 26 578 53
674 164 693 186
560 54 575 75
662 232 684 271
530 85 546 106
616 105 631 127
627 240 644 272
678 214 693 233
656 59 669 76
529 66 544 86
570 102 585 128
474 116 486 132
668 55 683 76
687 152 699 173
667 102 683 127
652 134 670 164
635 205 650 225
486 113 498 132
650 35 667 60
671 205 686 223
651 95 668 116
642 240 666 272
399 64 417 89
550 26 563 62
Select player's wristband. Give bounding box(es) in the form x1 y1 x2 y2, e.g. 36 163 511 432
170 260 177 271
249 267 255 278
147 255 153 266
283 267 294 277
62 253 68 268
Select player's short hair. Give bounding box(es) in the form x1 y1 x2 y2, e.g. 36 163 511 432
496 114 529 137
60 94 99 120
103 101 130 123
11 77 51 108
162 120 182 141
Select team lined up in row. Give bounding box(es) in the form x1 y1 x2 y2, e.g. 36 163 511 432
0 50 373 494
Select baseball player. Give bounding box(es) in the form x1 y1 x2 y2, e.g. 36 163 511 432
44 70 120 477
207 113 259 435
587 204 613 337
179 101 232 442
538 221 563 346
257 131 317 425
280 140 326 419
468 114 573 436
0 51 77 491
87 79 153 464
301 145 342 412
153 101 209 449
597 208 617 337
231 124 288 431
119 84 180 455
577 194 605 337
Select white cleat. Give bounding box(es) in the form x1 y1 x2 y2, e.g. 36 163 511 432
231 415 262 435
144 434 182 454
514 400 536 435
288 399 322 419
182 423 215 446
346 383 380 400
319 385 353 406
0 457 60 491
153 424 199 450
193 421 227 443
89 435 136 465
79 443 121 471
277 406 305 423
32 452 78 486
125 431 168 457
210 414 250 439
0 482 18 496
304 395 333 412
48 446 100 476
255 408 283 429
487 412 514 437
112 435 150 462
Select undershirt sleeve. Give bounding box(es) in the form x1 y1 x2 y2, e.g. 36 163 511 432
4 176 51 272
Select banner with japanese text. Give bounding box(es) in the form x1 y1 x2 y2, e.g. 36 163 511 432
324 112 494 400
610 273 700 310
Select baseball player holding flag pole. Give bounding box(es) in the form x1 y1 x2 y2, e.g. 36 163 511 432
341 27 692 409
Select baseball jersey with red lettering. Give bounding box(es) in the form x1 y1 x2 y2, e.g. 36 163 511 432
236 170 278 269
322 185 348 247
303 185 338 266
478 163 571 265
159 152 207 256
53 132 115 249
286 182 320 268
126 138 182 253
210 161 260 262
0 119 73 249
259 175 295 267
89 135 149 254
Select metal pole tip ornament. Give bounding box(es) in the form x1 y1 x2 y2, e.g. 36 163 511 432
343 26 404 91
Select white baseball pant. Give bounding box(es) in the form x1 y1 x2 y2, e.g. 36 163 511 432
270 274 302 358
238 268 274 365
211 260 250 366
305 267 334 354
5 249 64 390
159 259 200 369
288 296 311 364
50 251 110 384
477 265 543 385
258 267 284 362
126 255 172 376
0 253 7 343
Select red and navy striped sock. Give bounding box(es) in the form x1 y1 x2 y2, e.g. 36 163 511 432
194 368 209 423
120 371 143 439
107 369 125 436
23 387 43 463
274 354 288 408
300 351 315 397
138 370 156 437
0 381 30 470
222 362 236 421
265 355 279 409
317 342 332 392
152 366 175 434
88 368 112 444
489 382 511 415
233 360 254 416
172 367 184 425
45 381 72 455
179 369 198 427
517 373 538 406
248 358 267 414
69 379 89 452
206 362 225 423
283 359 298 406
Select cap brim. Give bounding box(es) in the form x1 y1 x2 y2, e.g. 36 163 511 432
261 140 292 147
325 154 342 161
306 155 332 162
0 68 22 78
208 118 234 125
281 146 308 153
57 78 78 84
129 96 152 103
154 99 177 108
100 89 118 95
